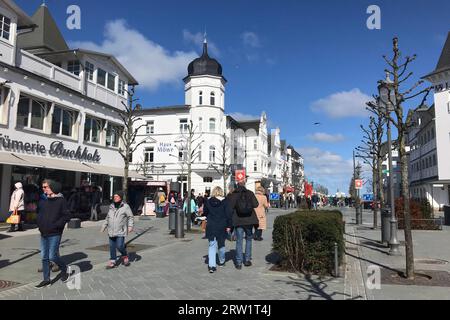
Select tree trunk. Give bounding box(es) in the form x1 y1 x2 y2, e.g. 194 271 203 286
123 162 129 203
400 137 414 279
377 156 384 208
372 156 378 229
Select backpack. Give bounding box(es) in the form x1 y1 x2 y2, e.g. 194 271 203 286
235 191 254 218
159 194 166 204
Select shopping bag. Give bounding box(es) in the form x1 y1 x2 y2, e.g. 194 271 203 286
6 210 20 224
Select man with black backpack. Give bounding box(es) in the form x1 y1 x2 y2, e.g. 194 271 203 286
228 178 259 270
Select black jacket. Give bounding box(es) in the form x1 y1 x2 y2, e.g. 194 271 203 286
227 186 259 227
37 194 71 237
204 197 232 241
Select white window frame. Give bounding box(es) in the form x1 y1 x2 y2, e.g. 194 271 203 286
51 105 76 138
0 14 11 41
67 60 81 76
254 161 258 172
107 73 116 92
106 123 121 148
209 118 216 133
97 68 107 87
144 147 155 163
85 61 95 81
210 92 215 106
180 119 189 133
209 146 216 162
118 79 126 96
146 120 155 134
17 96 48 132
198 117 203 132
199 91 203 105
84 116 103 144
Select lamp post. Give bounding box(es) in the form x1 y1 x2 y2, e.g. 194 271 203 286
378 73 401 256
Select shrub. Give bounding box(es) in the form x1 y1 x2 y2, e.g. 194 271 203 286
272 210 344 276
395 197 439 230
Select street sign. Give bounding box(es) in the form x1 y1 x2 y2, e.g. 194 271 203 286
355 179 363 190
235 170 246 182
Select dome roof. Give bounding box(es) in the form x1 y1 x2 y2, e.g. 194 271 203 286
187 40 223 77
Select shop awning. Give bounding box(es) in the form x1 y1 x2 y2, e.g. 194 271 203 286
0 152 34 167
23 155 98 174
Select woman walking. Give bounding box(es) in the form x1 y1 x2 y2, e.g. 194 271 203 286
203 187 232 273
8 182 25 232
102 191 134 269
254 186 269 241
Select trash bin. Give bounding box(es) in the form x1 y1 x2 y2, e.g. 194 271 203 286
381 209 391 244
168 206 176 232
444 205 450 226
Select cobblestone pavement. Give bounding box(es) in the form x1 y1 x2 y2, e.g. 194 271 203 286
0 208 346 300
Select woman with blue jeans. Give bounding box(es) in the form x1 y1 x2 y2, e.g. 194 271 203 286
102 191 134 269
35 180 71 289
203 187 232 273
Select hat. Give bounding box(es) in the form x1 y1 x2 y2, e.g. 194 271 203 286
14 182 23 189
46 180 62 194
114 190 125 200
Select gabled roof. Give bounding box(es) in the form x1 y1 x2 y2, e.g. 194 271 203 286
424 32 450 78
2 0 34 28
17 4 69 54
36 49 139 85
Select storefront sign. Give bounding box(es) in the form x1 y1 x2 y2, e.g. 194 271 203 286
0 135 101 163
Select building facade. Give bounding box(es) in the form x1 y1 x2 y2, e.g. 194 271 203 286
0 1 139 220
132 40 291 195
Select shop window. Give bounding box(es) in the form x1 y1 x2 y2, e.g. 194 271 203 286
17 95 48 131
51 106 76 137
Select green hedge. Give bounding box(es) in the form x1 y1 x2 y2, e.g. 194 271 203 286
272 210 344 276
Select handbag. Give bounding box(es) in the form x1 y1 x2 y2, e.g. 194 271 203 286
6 209 20 225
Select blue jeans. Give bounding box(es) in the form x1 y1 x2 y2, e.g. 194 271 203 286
40 235 67 282
109 237 127 261
208 238 226 268
235 226 253 266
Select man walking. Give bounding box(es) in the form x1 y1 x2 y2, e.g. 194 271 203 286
228 177 259 269
35 180 70 289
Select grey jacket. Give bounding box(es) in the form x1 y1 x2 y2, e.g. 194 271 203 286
102 202 134 237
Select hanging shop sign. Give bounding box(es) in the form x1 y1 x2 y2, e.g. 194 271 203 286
0 135 101 163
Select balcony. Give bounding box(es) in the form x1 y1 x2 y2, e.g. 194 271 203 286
16 49 126 111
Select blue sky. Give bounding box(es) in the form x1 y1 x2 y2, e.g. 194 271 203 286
16 0 450 194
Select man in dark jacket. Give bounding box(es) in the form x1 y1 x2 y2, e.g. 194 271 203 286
35 180 71 289
227 179 259 269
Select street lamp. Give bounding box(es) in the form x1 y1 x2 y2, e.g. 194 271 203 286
378 72 401 256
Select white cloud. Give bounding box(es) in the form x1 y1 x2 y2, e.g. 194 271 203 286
308 132 345 143
71 20 198 91
310 88 371 119
228 112 260 121
182 30 220 57
241 32 261 48
298 147 354 195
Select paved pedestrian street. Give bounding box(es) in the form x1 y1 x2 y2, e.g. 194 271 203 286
0 208 346 300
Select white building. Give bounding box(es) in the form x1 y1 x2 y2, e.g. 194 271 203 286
132 40 274 194
415 31 450 209
0 1 140 220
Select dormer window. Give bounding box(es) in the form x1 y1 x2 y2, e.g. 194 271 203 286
107 74 116 91
97 68 107 87
0 14 11 41
85 61 94 81
199 91 203 105
210 92 215 106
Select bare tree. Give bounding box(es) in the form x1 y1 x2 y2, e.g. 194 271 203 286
174 120 203 231
379 37 432 279
209 133 231 194
356 116 384 229
117 86 148 202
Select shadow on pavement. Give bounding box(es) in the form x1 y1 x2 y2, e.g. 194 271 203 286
202 250 237 265
274 275 358 300
265 252 282 265
346 252 402 274
0 249 40 270
345 240 390 256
